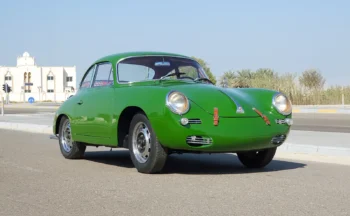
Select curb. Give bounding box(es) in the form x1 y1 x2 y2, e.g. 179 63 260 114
0 122 52 134
3 105 59 109
277 142 350 157
293 108 350 114
1 122 350 157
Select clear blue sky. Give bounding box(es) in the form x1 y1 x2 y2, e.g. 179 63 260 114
0 0 349 86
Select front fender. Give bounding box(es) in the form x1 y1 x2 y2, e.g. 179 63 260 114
52 97 76 135
227 88 292 118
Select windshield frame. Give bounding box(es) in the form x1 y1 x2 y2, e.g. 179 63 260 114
115 55 210 85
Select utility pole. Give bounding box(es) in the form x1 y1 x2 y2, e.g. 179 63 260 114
1 96 4 116
222 77 228 88
342 86 345 106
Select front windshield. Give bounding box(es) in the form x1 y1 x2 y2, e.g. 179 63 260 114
117 56 210 83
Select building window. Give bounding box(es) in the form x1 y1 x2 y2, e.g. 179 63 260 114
66 76 73 82
47 89 54 93
47 76 54 80
28 72 32 92
5 76 11 81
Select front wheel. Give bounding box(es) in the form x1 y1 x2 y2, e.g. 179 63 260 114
237 147 276 168
58 116 86 159
128 113 168 174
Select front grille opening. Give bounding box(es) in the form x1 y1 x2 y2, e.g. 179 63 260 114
186 135 213 147
188 119 202 124
271 134 286 145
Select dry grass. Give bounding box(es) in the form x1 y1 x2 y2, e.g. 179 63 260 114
220 72 350 105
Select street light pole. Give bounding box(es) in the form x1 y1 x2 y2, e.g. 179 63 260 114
1 96 4 116
342 86 345 106
222 77 228 88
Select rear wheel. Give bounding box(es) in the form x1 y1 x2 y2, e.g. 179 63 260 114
58 116 86 159
237 147 276 168
128 113 168 174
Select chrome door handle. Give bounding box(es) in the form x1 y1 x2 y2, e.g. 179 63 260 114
77 100 83 105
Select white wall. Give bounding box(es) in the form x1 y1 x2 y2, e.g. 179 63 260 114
0 52 77 102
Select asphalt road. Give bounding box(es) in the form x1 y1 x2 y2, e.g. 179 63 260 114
1 129 350 216
2 107 350 133
291 113 350 133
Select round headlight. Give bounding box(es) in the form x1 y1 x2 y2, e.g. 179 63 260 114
166 91 190 115
272 93 292 115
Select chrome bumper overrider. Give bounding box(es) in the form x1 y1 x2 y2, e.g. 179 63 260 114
50 134 58 140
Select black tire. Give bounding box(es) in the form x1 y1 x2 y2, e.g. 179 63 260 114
58 116 86 159
128 113 168 174
237 147 276 168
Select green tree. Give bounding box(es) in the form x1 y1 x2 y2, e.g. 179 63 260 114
299 69 325 90
251 68 279 89
191 57 217 85
234 69 254 88
219 69 255 88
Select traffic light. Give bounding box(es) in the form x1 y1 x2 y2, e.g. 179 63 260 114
2 83 11 93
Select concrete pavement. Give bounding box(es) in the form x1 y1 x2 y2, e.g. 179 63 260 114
0 112 350 157
2 106 350 132
0 108 57 114
0 129 350 216
2 111 350 133
292 105 350 114
1 103 350 114
1 104 350 157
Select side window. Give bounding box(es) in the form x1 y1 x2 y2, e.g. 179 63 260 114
117 63 155 83
80 65 95 89
92 62 113 87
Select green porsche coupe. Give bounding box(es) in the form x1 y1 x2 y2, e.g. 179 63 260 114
50 51 293 174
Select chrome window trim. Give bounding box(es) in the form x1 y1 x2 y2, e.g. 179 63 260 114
89 64 97 88
79 64 97 89
115 55 203 85
91 61 114 88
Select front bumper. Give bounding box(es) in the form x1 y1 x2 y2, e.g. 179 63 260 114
152 108 292 153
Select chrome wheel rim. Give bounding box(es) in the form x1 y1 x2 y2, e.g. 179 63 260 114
61 120 72 153
132 122 151 163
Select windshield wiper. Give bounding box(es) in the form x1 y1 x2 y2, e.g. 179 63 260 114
160 72 185 80
194 77 214 84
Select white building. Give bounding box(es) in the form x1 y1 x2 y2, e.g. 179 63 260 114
0 52 77 102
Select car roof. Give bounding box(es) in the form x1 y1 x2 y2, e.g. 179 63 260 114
94 51 192 64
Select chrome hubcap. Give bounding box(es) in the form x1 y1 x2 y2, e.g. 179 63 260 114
61 120 72 153
132 122 151 163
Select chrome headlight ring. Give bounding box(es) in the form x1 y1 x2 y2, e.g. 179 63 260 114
272 92 292 116
166 90 190 115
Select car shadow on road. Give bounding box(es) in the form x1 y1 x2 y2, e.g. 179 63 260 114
162 153 306 175
83 149 306 175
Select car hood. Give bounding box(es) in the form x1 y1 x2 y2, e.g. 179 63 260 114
162 83 261 117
